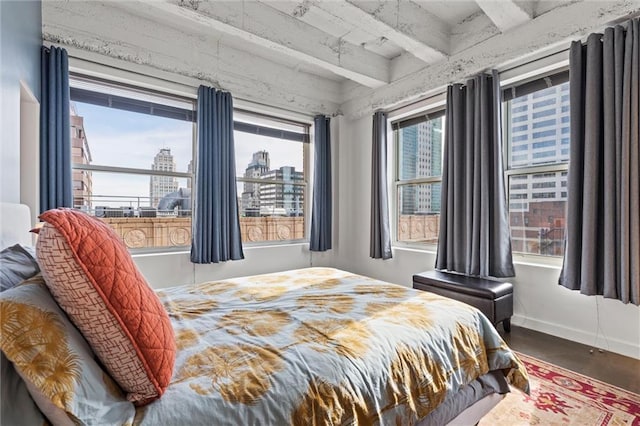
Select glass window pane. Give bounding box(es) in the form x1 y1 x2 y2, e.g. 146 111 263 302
234 113 307 244
236 182 305 243
508 81 570 168
70 102 193 172
234 132 305 178
398 116 444 180
509 172 567 256
73 171 192 249
397 183 441 244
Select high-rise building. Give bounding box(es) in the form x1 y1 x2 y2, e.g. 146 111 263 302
71 103 93 209
399 125 417 215
508 83 570 208
150 148 179 208
241 151 270 215
399 118 443 215
260 166 304 216
508 82 570 255
240 151 304 216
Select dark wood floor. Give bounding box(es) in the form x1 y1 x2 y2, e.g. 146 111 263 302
499 326 640 394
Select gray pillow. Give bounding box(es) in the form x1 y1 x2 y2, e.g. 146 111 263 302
1 245 47 425
1 354 46 426
0 244 40 292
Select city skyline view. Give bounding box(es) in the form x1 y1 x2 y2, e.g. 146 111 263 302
72 101 304 209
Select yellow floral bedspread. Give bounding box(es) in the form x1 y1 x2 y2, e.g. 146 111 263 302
137 267 528 425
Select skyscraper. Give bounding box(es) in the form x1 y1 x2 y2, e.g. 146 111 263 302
150 148 179 208
71 103 93 209
241 151 270 215
187 159 193 189
240 151 304 216
507 82 570 255
260 166 304 216
399 125 418 215
508 83 570 209
399 118 443 215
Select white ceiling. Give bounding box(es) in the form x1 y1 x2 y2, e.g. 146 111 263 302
42 0 640 117
412 1 482 24
112 0 570 88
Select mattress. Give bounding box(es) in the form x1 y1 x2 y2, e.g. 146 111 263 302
132 267 528 425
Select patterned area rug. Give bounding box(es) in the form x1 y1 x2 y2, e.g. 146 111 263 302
480 352 640 425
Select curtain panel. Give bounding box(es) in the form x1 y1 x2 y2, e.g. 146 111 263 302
370 111 392 259
40 46 72 212
190 86 244 264
436 71 515 278
559 19 640 305
310 115 332 252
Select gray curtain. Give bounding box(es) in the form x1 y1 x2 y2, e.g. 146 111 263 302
559 19 640 305
190 86 244 263
310 115 332 251
370 111 392 259
436 70 515 278
40 46 72 212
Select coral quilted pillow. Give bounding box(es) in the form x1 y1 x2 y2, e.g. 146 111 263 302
36 208 175 405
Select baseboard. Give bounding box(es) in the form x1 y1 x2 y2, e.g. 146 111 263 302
511 315 640 360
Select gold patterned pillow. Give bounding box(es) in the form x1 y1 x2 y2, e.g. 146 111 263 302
0 275 135 425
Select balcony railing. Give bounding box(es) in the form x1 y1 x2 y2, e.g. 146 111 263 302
74 194 191 218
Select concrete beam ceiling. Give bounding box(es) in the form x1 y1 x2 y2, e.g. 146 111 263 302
41 0 640 117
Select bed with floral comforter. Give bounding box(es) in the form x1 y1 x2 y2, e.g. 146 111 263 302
134 267 528 425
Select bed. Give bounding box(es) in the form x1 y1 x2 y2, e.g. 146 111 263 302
0 203 529 425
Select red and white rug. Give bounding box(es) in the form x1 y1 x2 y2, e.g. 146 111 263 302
480 352 640 425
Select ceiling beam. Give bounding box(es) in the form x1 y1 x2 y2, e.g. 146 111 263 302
137 0 390 88
474 0 532 33
343 0 640 118
313 0 450 63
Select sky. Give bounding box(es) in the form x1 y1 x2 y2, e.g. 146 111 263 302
74 102 305 207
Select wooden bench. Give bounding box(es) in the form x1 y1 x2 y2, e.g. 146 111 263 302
413 270 513 332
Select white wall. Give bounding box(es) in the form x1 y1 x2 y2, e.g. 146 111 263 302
0 0 42 204
334 115 640 360
20 83 40 227
134 244 335 289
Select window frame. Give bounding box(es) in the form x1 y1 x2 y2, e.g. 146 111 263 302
69 73 197 254
391 103 446 250
502 67 570 260
233 109 311 246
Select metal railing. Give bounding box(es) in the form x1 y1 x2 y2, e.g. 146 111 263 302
74 194 191 217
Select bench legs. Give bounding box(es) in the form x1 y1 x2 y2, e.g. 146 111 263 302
502 318 511 333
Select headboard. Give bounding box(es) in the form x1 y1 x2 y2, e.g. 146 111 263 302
0 203 33 248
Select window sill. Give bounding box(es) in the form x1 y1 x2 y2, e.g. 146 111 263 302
131 249 190 258
243 240 308 249
131 241 310 258
389 245 563 270
392 243 438 255
512 253 563 269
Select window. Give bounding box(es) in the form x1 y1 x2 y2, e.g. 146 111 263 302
504 71 569 256
234 110 309 244
70 76 195 251
393 110 445 245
